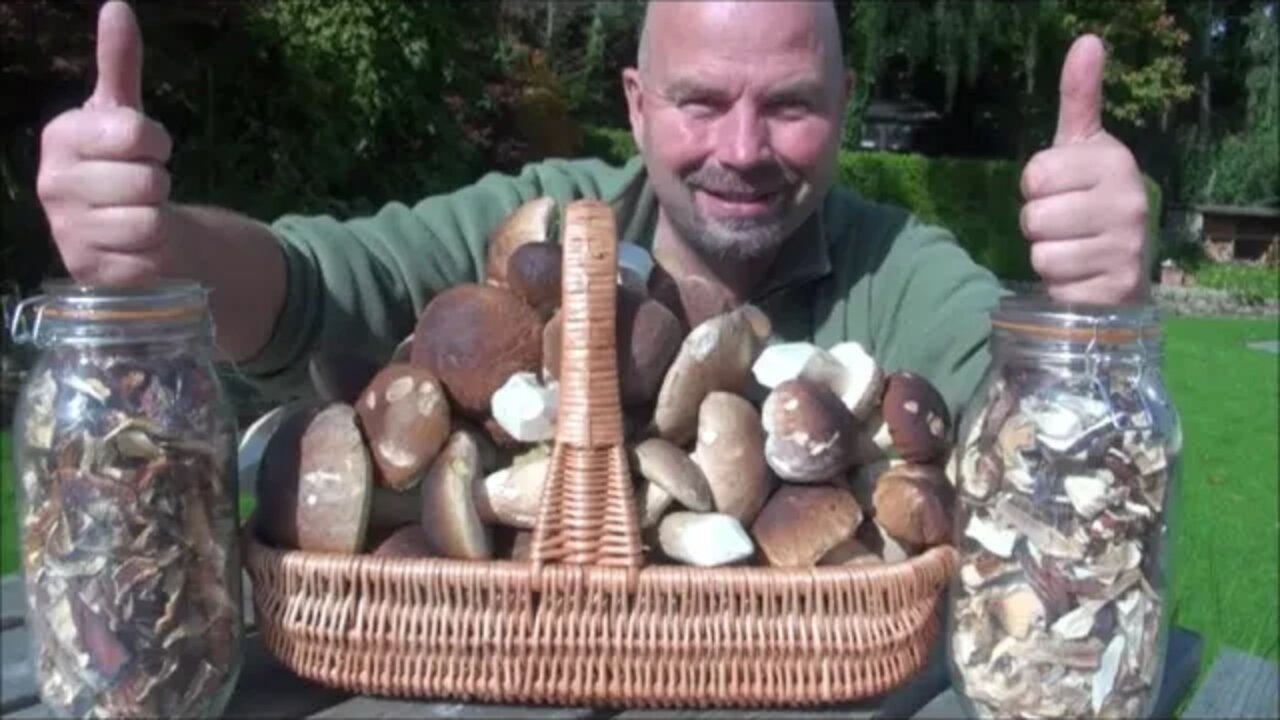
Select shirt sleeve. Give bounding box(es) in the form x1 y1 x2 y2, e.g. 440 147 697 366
228 157 627 399
867 215 1010 428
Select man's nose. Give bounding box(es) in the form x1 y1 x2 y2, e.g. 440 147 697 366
713 104 771 171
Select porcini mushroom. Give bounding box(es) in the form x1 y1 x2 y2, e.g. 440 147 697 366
490 371 559 442
658 512 755 567
368 524 433 558
419 430 492 559
631 437 714 511
256 402 373 554
750 484 863 567
410 283 543 418
819 536 882 567
652 305 771 445
691 391 774 524
356 363 451 491
486 197 555 288
506 241 562 318
648 269 737 334
881 371 952 464
872 463 955 547
761 378 856 482
751 341 884 421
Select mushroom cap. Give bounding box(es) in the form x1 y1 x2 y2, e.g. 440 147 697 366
419 430 492 559
390 333 414 364
254 401 323 549
368 524 434 558
636 478 676 529
658 512 756 567
308 349 382 406
882 371 951 464
295 403 374 554
871 463 954 547
819 536 882 566
474 454 550 529
632 437 714 511
506 241 563 318
652 306 769 445
356 363 451 491
486 197 556 288
761 378 856 482
750 484 863 567
410 283 543 418
648 270 736 335
691 391 774 524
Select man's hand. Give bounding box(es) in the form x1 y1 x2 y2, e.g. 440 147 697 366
1020 35 1149 305
37 0 182 286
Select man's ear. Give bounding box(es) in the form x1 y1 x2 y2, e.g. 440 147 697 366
622 67 646 153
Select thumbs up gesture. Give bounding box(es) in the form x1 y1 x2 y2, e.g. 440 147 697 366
1019 35 1149 305
37 1 179 286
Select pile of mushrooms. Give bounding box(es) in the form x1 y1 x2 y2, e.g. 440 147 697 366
248 198 958 567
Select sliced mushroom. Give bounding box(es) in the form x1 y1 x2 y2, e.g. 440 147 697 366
761 378 855 482
368 525 434 558
882 371 951 464
652 305 770 445
308 349 382 405
256 402 374 554
750 484 863 567
658 512 755 567
872 463 954 548
691 391 774 524
490 372 559 442
356 363 451 491
631 437 714 511
474 454 550 529
410 283 543 418
419 430 492 559
506 241 562 318
486 197 555 288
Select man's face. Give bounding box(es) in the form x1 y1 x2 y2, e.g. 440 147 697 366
624 1 849 261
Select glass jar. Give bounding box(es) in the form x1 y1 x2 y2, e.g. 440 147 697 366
9 281 243 718
946 296 1180 719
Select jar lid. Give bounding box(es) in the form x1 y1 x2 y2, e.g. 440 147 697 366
990 295 1161 346
10 280 213 346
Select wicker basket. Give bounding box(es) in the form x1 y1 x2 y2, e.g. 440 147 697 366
243 200 959 709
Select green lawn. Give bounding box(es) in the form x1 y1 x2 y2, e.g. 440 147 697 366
1 315 1277 687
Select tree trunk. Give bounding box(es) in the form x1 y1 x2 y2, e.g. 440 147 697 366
1197 0 1213 142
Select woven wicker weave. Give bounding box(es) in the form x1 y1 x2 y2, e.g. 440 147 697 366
243 199 959 708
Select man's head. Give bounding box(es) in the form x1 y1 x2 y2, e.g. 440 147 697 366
624 0 852 262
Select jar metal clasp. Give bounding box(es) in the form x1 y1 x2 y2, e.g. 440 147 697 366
8 294 47 346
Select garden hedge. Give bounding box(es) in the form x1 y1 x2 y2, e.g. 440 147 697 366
581 126 1162 282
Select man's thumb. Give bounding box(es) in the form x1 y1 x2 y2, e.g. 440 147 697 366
87 1 144 110
1054 34 1106 145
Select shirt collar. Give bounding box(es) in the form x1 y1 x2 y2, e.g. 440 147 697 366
605 155 833 302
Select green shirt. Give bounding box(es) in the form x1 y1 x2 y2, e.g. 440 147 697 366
234 154 1006 425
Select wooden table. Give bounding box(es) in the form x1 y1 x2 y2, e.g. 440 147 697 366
2 572 1270 719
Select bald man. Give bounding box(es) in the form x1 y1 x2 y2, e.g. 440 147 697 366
37 0 1150 422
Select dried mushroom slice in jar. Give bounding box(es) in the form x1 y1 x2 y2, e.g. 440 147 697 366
950 299 1176 720
15 284 243 719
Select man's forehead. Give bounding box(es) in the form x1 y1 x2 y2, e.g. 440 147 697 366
642 1 838 79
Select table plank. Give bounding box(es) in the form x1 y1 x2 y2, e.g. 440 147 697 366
0 624 36 716
1182 648 1279 719
0 576 25 630
914 626 1203 719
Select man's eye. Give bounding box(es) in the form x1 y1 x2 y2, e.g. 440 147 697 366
770 100 813 117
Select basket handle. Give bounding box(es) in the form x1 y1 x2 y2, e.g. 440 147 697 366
528 200 645 570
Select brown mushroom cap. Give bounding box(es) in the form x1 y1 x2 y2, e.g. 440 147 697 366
542 287 684 408
632 437 714 512
750 484 863 567
486 197 556 288
308 350 382 406
356 363 451 491
419 430 492 559
254 402 322 549
652 306 770 445
648 269 736 335
856 518 918 562
390 333 414 364
691 391 774 524
293 403 374 554
506 241 563 318
368 524 434 558
871 463 954 547
657 512 756 567
410 284 543 418
761 378 856 482
882 371 951 464
819 536 882 567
